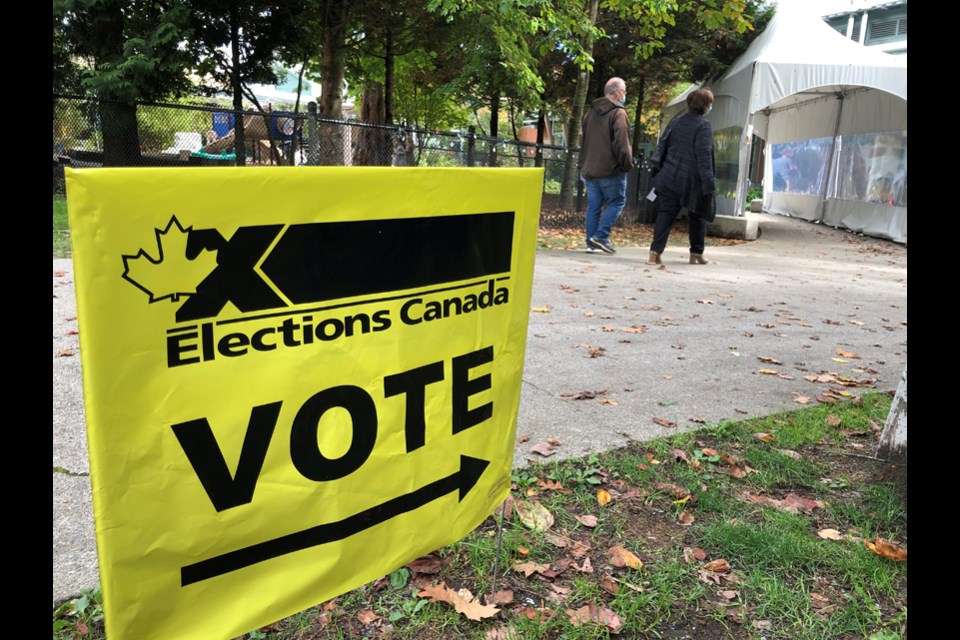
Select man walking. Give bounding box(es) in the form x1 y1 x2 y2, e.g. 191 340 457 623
580 77 633 254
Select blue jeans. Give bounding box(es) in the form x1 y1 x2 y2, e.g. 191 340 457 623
585 173 627 244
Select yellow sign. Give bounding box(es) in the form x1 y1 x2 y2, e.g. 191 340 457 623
65 166 543 640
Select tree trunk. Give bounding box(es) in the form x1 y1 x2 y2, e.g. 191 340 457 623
319 0 350 165
355 85 390 166
230 0 247 166
878 367 907 463
631 74 646 152
100 101 141 166
488 89 500 167
559 0 599 211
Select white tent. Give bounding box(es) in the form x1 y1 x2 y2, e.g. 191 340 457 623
660 0 907 243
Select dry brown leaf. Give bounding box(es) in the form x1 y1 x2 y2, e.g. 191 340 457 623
777 449 803 460
601 574 620 595
758 356 783 364
793 394 811 404
577 557 594 573
817 528 844 540
836 348 860 357
566 603 623 633
825 414 841 427
598 398 619 405
531 307 551 313
570 540 592 558
587 346 606 358
485 625 520 640
487 590 514 605
678 510 695 525
602 326 615 332
753 432 776 442
655 482 692 500
517 435 529 443
546 437 562 446
56 349 75 357
620 325 646 333
782 493 824 514
529 443 556 457
407 555 442 574
513 561 551 577
544 531 569 548
717 589 739 601
357 608 380 625
653 417 676 428
684 547 708 563
514 500 554 530
417 582 456 605
575 514 598 528
703 559 731 573
452 591 501 621
608 546 642 569
758 369 779 375
597 488 612 506
865 537 907 562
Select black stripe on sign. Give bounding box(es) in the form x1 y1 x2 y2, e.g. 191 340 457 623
261 211 514 304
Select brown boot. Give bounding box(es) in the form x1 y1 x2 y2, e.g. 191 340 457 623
647 251 662 265
689 252 708 264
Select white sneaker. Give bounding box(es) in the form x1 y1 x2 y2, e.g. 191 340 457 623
585 246 600 253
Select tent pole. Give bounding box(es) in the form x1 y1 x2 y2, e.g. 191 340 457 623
818 92 845 224
734 118 754 218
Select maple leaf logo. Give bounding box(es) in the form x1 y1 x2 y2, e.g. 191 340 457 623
122 216 219 303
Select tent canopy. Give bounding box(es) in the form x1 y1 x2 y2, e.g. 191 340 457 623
659 0 907 243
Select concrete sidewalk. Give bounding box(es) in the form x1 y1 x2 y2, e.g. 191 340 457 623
53 212 908 603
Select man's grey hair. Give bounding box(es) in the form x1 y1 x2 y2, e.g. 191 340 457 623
604 78 625 96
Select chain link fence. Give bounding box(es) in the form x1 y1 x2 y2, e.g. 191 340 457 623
53 96 655 256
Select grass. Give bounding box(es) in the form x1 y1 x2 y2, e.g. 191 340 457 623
54 195 70 258
53 392 907 640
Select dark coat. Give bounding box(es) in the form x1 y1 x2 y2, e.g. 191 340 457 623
580 97 633 179
650 111 716 221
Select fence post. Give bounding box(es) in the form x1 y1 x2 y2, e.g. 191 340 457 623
466 126 476 168
307 102 320 166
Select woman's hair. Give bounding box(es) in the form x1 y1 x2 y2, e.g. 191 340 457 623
687 88 715 115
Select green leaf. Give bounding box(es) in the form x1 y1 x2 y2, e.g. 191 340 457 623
659 400 677 407
390 567 410 589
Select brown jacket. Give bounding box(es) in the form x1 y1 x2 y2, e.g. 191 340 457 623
580 97 633 179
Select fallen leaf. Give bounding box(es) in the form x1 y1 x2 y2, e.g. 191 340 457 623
608 546 643 569
684 547 708 563
56 349 75 357
587 347 606 358
653 417 676 428
620 325 646 333
758 369 778 375
703 559 731 573
517 435 529 443
597 488 612 506
453 592 501 621
485 625 520 640
598 398 619 405
654 482 692 500
678 510 695 525
601 574 620 594
514 500 554 530
689 416 706 424
818 528 844 540
575 514 598 528
417 582 456 605
576 557 594 573
758 356 783 364
865 537 907 562
825 414 841 427
753 432 776 442
782 493 824 514
831 357 849 363
407 555 442 574
357 608 380 625
566 603 623 632
529 443 556 457
513 561 551 577
777 449 803 460
531 307 551 313
717 589 739 601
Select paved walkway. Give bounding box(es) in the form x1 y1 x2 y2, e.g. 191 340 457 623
53 212 907 602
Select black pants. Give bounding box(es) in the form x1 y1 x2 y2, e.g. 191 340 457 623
649 190 707 255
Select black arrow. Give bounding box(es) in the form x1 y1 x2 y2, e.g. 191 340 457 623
181 455 490 586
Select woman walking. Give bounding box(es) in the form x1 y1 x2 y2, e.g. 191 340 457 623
647 88 717 265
